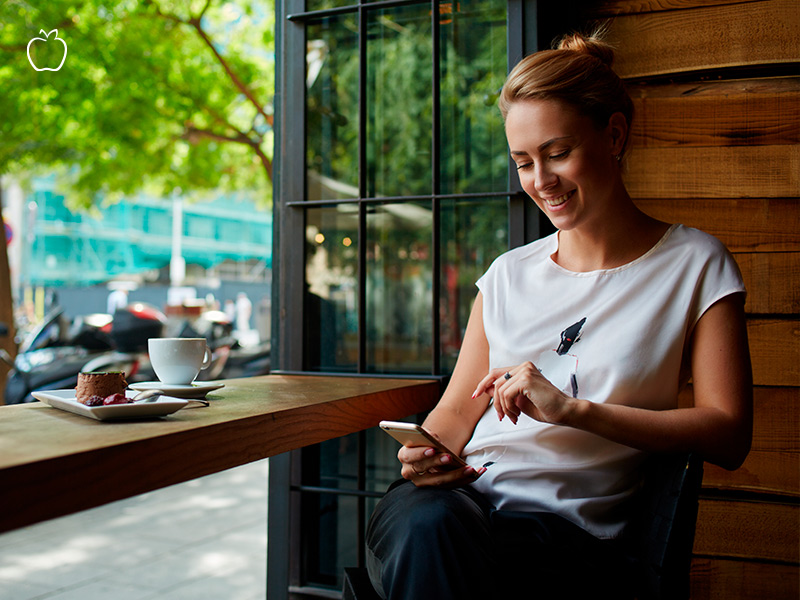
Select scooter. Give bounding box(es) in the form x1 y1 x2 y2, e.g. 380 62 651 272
1 303 165 405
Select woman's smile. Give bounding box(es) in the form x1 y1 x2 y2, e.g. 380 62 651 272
541 190 575 209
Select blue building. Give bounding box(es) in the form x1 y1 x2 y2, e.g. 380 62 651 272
22 177 271 288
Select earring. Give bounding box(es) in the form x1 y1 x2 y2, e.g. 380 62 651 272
615 154 622 162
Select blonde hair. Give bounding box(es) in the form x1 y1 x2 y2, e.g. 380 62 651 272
499 30 634 155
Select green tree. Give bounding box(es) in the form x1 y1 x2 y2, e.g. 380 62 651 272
0 0 274 207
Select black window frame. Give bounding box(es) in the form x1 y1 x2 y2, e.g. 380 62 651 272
268 1 585 597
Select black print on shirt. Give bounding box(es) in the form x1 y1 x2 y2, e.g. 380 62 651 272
535 317 587 398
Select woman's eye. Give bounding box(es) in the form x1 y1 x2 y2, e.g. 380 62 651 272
516 162 533 171
549 149 570 160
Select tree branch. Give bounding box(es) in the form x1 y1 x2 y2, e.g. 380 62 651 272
182 125 272 179
188 18 273 129
198 0 213 20
144 0 273 180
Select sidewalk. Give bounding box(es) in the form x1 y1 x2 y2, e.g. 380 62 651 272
0 459 269 600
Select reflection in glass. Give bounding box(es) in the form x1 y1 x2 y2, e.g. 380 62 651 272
307 15 359 201
440 197 508 371
366 5 432 197
440 0 508 194
366 202 432 373
305 206 359 371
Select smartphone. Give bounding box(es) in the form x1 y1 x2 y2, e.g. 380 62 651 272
379 421 468 468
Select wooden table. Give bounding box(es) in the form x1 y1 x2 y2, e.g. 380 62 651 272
0 374 440 534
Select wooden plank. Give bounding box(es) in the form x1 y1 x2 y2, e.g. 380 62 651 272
624 145 800 199
585 0 764 18
694 498 799 562
679 387 799 495
690 558 800 600
704 451 799 496
735 252 800 315
635 198 799 253
629 79 800 148
681 386 799 451
748 319 800 387
606 0 800 79
750 387 800 453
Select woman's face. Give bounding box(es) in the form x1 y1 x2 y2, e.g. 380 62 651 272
504 98 624 232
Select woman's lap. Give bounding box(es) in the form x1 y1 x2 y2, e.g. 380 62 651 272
366 480 637 600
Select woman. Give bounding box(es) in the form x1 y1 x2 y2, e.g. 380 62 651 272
366 31 752 600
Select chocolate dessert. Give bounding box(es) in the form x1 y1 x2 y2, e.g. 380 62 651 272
76 372 128 405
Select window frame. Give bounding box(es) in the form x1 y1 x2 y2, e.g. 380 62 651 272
268 1 580 597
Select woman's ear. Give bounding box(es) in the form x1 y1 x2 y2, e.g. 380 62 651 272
607 112 628 157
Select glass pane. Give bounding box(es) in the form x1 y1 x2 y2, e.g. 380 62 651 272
366 5 433 198
307 15 359 201
302 493 358 589
302 431 359 490
305 206 359 371
440 197 508 371
366 202 432 373
440 0 508 194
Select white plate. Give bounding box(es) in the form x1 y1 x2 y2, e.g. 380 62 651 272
128 381 225 399
32 389 189 421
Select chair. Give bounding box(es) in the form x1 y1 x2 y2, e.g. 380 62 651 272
625 452 704 600
342 453 704 600
342 566 381 600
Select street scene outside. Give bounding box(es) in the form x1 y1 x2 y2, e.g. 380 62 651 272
0 0 275 404
1 2 274 597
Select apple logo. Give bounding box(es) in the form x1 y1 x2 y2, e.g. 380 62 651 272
27 29 68 72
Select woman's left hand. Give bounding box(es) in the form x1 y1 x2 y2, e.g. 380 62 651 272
472 362 575 425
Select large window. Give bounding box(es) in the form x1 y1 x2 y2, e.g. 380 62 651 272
270 1 551 597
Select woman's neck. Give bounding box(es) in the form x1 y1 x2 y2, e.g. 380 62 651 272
552 204 671 273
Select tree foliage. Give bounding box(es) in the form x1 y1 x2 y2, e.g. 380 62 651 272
0 0 274 207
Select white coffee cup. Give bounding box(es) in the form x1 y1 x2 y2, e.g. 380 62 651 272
148 338 212 385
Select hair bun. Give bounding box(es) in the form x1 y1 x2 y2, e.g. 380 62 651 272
557 31 615 68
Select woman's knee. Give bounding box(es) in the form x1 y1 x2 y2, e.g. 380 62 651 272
368 482 490 549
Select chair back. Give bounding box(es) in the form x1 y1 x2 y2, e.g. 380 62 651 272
626 453 704 600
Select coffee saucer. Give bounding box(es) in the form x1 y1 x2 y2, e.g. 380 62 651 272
129 381 225 399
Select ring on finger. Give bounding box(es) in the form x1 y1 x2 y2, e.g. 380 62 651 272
504 371 512 380
415 470 427 476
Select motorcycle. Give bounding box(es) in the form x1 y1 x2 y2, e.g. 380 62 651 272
1 303 165 405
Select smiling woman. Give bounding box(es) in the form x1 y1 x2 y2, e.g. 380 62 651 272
365 29 752 600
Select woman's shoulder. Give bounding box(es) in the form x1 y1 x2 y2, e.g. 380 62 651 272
493 232 558 267
478 233 556 290
664 224 732 259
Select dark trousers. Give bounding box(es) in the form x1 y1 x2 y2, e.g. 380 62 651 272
366 480 638 600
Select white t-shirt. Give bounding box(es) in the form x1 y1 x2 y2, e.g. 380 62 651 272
463 224 745 539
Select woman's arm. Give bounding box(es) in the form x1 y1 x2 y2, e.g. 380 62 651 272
477 294 753 470
397 292 494 484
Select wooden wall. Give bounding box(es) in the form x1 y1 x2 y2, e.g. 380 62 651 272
582 0 799 597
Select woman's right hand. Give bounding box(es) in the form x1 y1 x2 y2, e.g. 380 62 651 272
398 444 485 488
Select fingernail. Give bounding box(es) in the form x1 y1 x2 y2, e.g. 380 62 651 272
424 448 435 457
441 454 451 464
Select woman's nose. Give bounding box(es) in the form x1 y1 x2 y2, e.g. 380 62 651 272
534 164 558 192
